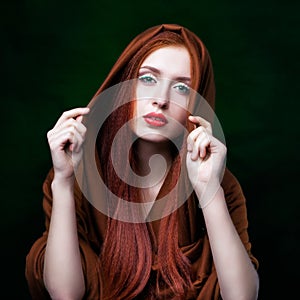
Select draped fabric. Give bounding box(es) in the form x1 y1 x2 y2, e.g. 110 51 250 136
25 24 258 299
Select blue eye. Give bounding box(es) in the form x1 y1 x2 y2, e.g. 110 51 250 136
173 83 190 95
138 73 157 85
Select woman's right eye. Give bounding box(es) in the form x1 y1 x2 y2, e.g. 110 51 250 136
138 73 157 85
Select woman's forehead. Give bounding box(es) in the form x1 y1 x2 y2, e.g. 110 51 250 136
140 46 191 80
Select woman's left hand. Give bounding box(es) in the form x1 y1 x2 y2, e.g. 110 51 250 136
186 115 227 196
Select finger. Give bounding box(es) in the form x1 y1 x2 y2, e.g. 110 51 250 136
188 115 212 134
53 128 83 153
191 131 209 160
55 107 90 128
68 119 87 136
76 115 83 123
48 125 85 152
53 118 87 136
187 126 205 151
191 137 201 160
199 136 210 158
48 128 75 152
69 129 84 153
49 122 86 143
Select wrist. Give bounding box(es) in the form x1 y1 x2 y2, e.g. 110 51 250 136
194 183 223 209
51 174 75 191
201 185 225 211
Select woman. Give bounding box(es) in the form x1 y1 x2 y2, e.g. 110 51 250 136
25 24 259 299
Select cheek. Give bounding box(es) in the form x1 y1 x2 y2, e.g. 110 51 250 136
134 100 144 117
167 108 188 139
129 100 145 133
171 106 188 125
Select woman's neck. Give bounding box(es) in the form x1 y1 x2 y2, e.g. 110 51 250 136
133 139 173 204
134 139 172 177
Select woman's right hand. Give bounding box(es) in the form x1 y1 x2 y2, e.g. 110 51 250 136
47 107 90 182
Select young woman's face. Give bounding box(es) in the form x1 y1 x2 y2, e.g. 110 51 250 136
131 46 191 143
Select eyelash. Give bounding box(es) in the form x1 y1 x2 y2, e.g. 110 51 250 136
173 83 190 95
138 72 190 95
138 73 157 84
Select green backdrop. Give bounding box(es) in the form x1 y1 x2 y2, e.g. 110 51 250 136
2 0 299 298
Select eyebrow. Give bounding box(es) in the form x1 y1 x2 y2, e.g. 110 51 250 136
139 66 191 83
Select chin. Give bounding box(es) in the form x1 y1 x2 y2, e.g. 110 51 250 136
132 123 185 143
137 132 170 143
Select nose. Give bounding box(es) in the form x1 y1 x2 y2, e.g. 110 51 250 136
152 97 169 109
152 81 170 109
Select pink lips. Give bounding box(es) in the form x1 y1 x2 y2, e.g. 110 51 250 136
143 112 168 127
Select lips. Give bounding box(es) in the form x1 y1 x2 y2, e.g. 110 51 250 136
143 112 168 127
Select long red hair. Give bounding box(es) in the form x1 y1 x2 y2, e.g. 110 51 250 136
93 27 215 299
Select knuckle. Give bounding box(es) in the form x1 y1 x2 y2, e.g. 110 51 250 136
220 144 227 154
69 125 76 134
49 141 57 151
66 118 74 126
47 130 54 139
187 135 193 144
66 131 73 139
189 131 197 140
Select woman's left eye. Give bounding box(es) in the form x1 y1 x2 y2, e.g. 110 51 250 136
173 83 190 95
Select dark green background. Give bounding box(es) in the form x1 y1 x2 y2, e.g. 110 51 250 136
2 0 299 298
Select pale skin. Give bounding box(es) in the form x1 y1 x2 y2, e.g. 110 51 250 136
44 46 259 299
